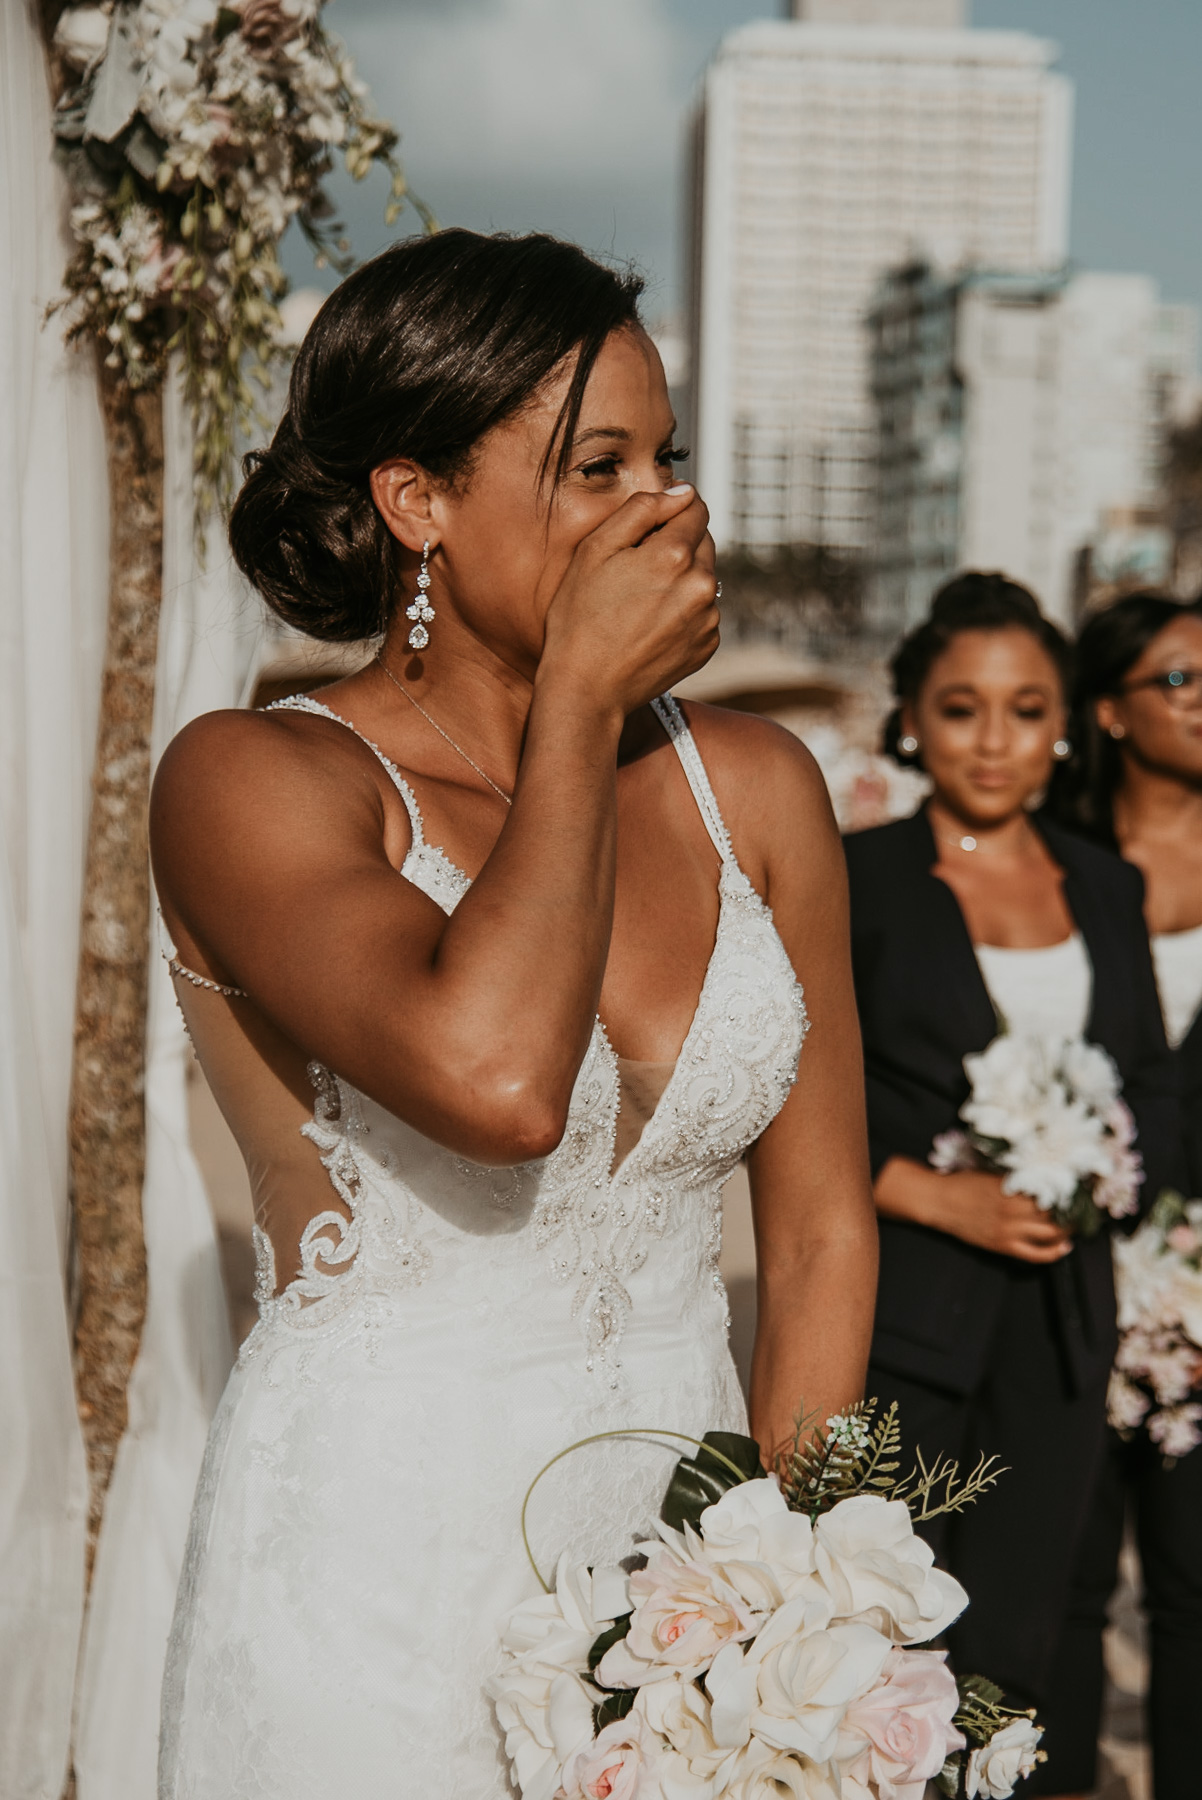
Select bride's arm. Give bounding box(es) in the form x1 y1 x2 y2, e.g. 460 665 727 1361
151 487 715 1165
691 708 879 1464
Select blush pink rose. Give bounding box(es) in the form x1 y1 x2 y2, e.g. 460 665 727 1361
560 1711 662 1800
839 1648 965 1800
597 1551 757 1686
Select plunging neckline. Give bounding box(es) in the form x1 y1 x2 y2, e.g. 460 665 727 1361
413 829 745 1185
268 691 774 1185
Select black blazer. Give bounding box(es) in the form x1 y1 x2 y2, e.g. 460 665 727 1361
1178 1011 1202 1195
844 809 1181 1399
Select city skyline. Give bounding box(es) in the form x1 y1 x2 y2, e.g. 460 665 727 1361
295 0 1202 338
688 12 1072 555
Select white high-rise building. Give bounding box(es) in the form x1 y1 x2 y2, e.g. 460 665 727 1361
870 263 1199 625
689 1 1073 555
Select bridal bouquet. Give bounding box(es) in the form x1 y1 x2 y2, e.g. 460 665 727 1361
491 1404 1045 1800
929 1033 1143 1238
1109 1190 1202 1462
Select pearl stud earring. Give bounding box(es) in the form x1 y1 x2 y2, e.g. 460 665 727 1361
1053 739 1071 759
1109 723 1126 740
899 734 919 755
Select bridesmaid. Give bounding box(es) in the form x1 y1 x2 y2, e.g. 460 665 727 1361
843 572 1178 1800
1045 590 1202 1800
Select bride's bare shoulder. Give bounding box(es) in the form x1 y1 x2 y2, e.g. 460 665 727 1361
678 699 840 903
680 699 833 821
151 702 388 870
155 701 376 801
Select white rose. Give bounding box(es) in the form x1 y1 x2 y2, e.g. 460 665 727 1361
500 1555 628 1671
560 1707 671 1800
698 1479 820 1614
491 1665 597 1800
597 1546 756 1688
734 1603 892 1763
53 4 112 68
491 1556 629 1798
723 1733 842 1799
637 1675 726 1778
808 1496 968 1643
964 1717 1043 1797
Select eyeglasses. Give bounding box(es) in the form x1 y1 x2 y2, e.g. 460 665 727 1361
1120 667 1202 710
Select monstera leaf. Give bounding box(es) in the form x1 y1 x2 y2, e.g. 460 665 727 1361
661 1431 764 1533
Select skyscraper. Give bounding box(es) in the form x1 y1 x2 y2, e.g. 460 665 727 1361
688 2 1073 557
870 262 1198 625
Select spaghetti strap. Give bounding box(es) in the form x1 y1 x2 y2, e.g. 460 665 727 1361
269 693 428 850
650 694 735 865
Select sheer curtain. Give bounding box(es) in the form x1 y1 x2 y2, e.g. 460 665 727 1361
0 2 108 1794
3 6 267 1792
72 374 265 1800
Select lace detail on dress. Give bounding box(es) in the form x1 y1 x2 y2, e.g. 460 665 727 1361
248 1062 433 1362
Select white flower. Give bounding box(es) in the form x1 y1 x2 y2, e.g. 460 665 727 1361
696 1479 819 1613
1147 1403 1202 1460
490 1557 628 1800
930 1130 973 1174
808 1496 968 1644
596 1546 757 1688
706 1602 892 1763
999 1092 1109 1213
636 1676 726 1779
560 1708 669 1800
723 1736 842 1800
1106 1369 1151 1432
499 1556 628 1671
964 1717 1043 1797
492 1665 598 1800
1060 1039 1121 1112
834 1648 964 1800
961 1036 1043 1142
54 5 111 69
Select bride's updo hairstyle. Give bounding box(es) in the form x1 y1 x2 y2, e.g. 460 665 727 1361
229 229 645 641
883 571 1072 767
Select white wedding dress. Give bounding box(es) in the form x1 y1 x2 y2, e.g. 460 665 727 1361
158 695 809 1799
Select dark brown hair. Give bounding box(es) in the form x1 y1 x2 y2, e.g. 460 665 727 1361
883 570 1073 766
1047 590 1202 845
229 230 645 641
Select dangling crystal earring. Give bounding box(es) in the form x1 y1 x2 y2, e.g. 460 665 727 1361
405 542 435 651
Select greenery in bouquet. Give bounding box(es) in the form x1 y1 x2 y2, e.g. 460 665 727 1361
930 1031 1143 1239
49 0 431 517
492 1402 1044 1800
1109 1189 1202 1462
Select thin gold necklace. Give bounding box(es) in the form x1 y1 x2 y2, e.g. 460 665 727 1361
375 654 513 806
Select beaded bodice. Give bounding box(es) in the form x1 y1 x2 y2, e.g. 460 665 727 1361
223 694 810 1386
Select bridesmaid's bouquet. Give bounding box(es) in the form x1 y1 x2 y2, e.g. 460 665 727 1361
929 1033 1143 1238
491 1404 1045 1800
1109 1190 1202 1462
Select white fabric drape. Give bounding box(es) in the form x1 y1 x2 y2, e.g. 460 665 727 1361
73 372 265 1800
0 1 109 1793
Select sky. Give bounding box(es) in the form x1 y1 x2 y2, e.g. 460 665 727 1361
286 0 1202 341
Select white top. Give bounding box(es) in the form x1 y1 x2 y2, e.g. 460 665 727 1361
974 933 1093 1041
1152 921 1202 1050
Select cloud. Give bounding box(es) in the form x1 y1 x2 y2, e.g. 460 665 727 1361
335 0 687 185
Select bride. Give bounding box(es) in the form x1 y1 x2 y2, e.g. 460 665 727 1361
151 229 878 1798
